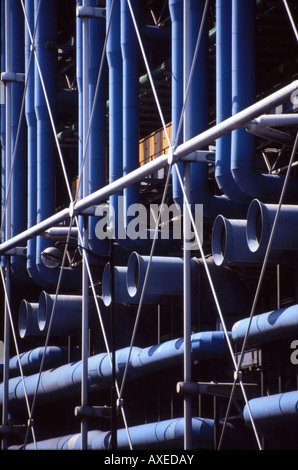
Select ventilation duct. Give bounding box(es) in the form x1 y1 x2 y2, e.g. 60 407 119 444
243 391 298 430
0 331 229 407
232 303 298 346
247 199 298 255
212 214 283 266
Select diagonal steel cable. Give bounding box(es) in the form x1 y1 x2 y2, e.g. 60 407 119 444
74 0 115 204
173 161 263 450
118 161 173 401
282 0 298 42
0 265 37 448
126 0 171 148
173 0 210 151
22 218 74 449
218 131 298 450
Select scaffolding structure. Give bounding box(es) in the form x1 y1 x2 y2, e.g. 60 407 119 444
0 0 297 451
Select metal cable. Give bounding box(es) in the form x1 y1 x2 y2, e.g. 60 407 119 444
74 0 115 204
282 0 298 42
173 162 263 450
0 266 37 448
126 0 171 148
173 0 210 150
118 161 173 401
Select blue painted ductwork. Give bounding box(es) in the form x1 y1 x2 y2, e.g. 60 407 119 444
169 0 183 208
230 0 298 202
0 346 71 378
106 0 123 238
38 291 88 336
212 214 283 266
243 391 298 430
215 0 250 203
126 251 199 302
18 299 40 338
0 331 228 407
121 0 139 228
232 303 298 346
10 0 27 280
247 199 298 255
16 417 216 450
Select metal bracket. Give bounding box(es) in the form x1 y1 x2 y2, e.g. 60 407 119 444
74 405 112 419
76 6 106 19
1 72 25 84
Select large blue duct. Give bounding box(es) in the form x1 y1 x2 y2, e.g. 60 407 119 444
230 0 298 202
106 0 123 238
0 331 229 407
121 0 139 228
247 199 298 255
232 303 298 346
215 0 250 203
212 214 284 266
10 0 27 280
243 391 298 430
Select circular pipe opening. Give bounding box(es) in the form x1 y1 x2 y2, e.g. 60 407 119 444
38 291 50 332
247 200 263 253
18 300 28 338
102 263 112 306
212 215 227 266
127 252 140 297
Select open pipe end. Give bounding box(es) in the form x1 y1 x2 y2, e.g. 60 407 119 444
247 199 264 253
126 251 140 298
102 263 112 306
38 291 51 332
18 300 39 338
212 215 228 266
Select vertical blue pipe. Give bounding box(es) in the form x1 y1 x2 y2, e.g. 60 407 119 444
10 0 27 279
88 1 108 256
1 0 6 253
215 0 250 203
34 0 57 271
106 0 123 237
25 0 38 280
169 0 183 208
121 0 139 227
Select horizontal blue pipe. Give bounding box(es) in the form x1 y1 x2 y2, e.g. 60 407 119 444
12 417 216 450
232 304 298 346
243 391 298 429
212 215 283 266
126 252 199 301
247 199 298 254
38 292 84 335
0 331 229 407
0 346 70 378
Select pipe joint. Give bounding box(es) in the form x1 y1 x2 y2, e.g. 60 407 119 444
1 72 25 84
77 6 105 19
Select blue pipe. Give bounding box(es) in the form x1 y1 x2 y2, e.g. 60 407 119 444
9 0 27 280
246 199 298 255
169 0 183 208
215 0 250 203
121 0 140 228
0 331 229 407
17 417 216 450
212 215 283 266
106 0 123 238
18 299 40 338
232 303 298 346
126 251 199 302
88 0 108 258
243 391 298 429
38 291 88 336
0 346 71 378
1 0 6 252
230 0 298 202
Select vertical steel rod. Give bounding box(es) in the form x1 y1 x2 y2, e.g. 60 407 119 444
183 0 192 450
1 0 12 451
81 0 90 450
